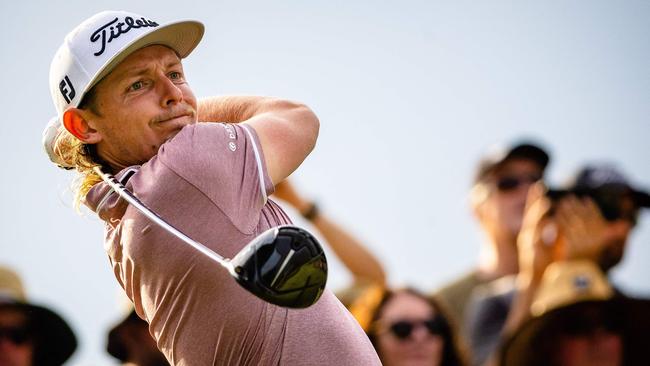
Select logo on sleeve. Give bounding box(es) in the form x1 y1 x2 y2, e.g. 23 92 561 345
222 124 237 151
59 75 76 104
90 16 159 56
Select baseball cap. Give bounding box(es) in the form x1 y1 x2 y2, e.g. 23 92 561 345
529 260 613 317
0 265 77 366
474 141 550 183
43 10 204 168
547 164 650 222
568 165 650 208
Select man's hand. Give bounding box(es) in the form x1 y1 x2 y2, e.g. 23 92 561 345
517 183 554 284
502 183 553 341
555 196 608 262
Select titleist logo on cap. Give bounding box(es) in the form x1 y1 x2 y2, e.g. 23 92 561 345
90 16 159 56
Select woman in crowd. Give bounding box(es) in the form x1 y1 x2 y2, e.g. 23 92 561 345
350 285 467 366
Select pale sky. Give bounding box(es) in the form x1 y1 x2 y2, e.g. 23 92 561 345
2 1 649 365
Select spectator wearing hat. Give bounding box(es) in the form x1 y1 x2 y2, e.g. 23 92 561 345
498 259 650 366
0 265 77 366
431 141 550 334
465 164 650 365
106 308 169 366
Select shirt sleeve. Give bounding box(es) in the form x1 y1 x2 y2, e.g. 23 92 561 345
157 122 274 232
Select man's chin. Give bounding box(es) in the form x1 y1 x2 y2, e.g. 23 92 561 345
164 131 181 143
599 245 624 273
164 123 193 143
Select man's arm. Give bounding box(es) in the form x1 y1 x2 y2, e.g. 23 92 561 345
502 184 553 338
198 96 319 185
487 191 611 366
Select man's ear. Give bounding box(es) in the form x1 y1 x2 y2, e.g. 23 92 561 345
62 108 101 143
470 183 489 218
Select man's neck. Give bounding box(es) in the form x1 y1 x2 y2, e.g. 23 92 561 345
476 231 519 281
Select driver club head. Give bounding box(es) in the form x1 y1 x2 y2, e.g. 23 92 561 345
230 225 328 308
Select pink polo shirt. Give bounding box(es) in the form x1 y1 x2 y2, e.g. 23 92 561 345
85 122 380 365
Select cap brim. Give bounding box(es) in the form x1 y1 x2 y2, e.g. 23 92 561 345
475 142 550 182
632 190 650 208
1 302 77 365
85 19 204 96
505 144 550 170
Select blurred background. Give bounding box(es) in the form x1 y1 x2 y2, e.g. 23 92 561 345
1 0 648 364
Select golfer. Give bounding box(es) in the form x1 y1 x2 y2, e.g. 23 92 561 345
44 10 380 365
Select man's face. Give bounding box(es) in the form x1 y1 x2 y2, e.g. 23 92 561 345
0 308 33 366
596 196 637 272
477 158 544 237
85 45 198 169
553 307 624 366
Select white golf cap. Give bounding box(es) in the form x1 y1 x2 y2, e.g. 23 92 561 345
44 10 204 168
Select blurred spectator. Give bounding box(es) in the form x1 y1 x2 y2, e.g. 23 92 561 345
106 308 169 366
466 164 650 365
272 180 387 306
498 260 650 366
0 265 77 366
349 285 467 366
432 142 550 332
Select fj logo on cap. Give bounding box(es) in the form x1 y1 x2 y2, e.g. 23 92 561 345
59 75 76 104
90 16 159 56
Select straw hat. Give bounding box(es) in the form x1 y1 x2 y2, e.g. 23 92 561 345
0 266 77 366
499 260 650 366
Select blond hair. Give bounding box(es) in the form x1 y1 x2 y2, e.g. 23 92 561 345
52 129 103 210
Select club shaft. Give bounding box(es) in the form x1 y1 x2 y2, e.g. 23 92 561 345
93 167 230 268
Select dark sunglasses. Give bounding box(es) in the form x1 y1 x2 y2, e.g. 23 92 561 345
495 175 542 192
0 326 30 345
387 317 448 340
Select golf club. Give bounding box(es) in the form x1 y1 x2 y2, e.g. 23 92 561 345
93 167 327 309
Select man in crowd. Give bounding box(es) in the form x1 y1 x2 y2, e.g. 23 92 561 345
466 164 650 365
0 265 77 366
499 257 650 366
432 142 550 332
44 10 380 365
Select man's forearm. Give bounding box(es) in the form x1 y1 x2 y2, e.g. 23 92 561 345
198 96 284 123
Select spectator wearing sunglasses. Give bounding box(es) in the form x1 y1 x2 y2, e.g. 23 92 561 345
465 164 650 366
0 265 77 366
431 142 550 336
350 285 467 366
